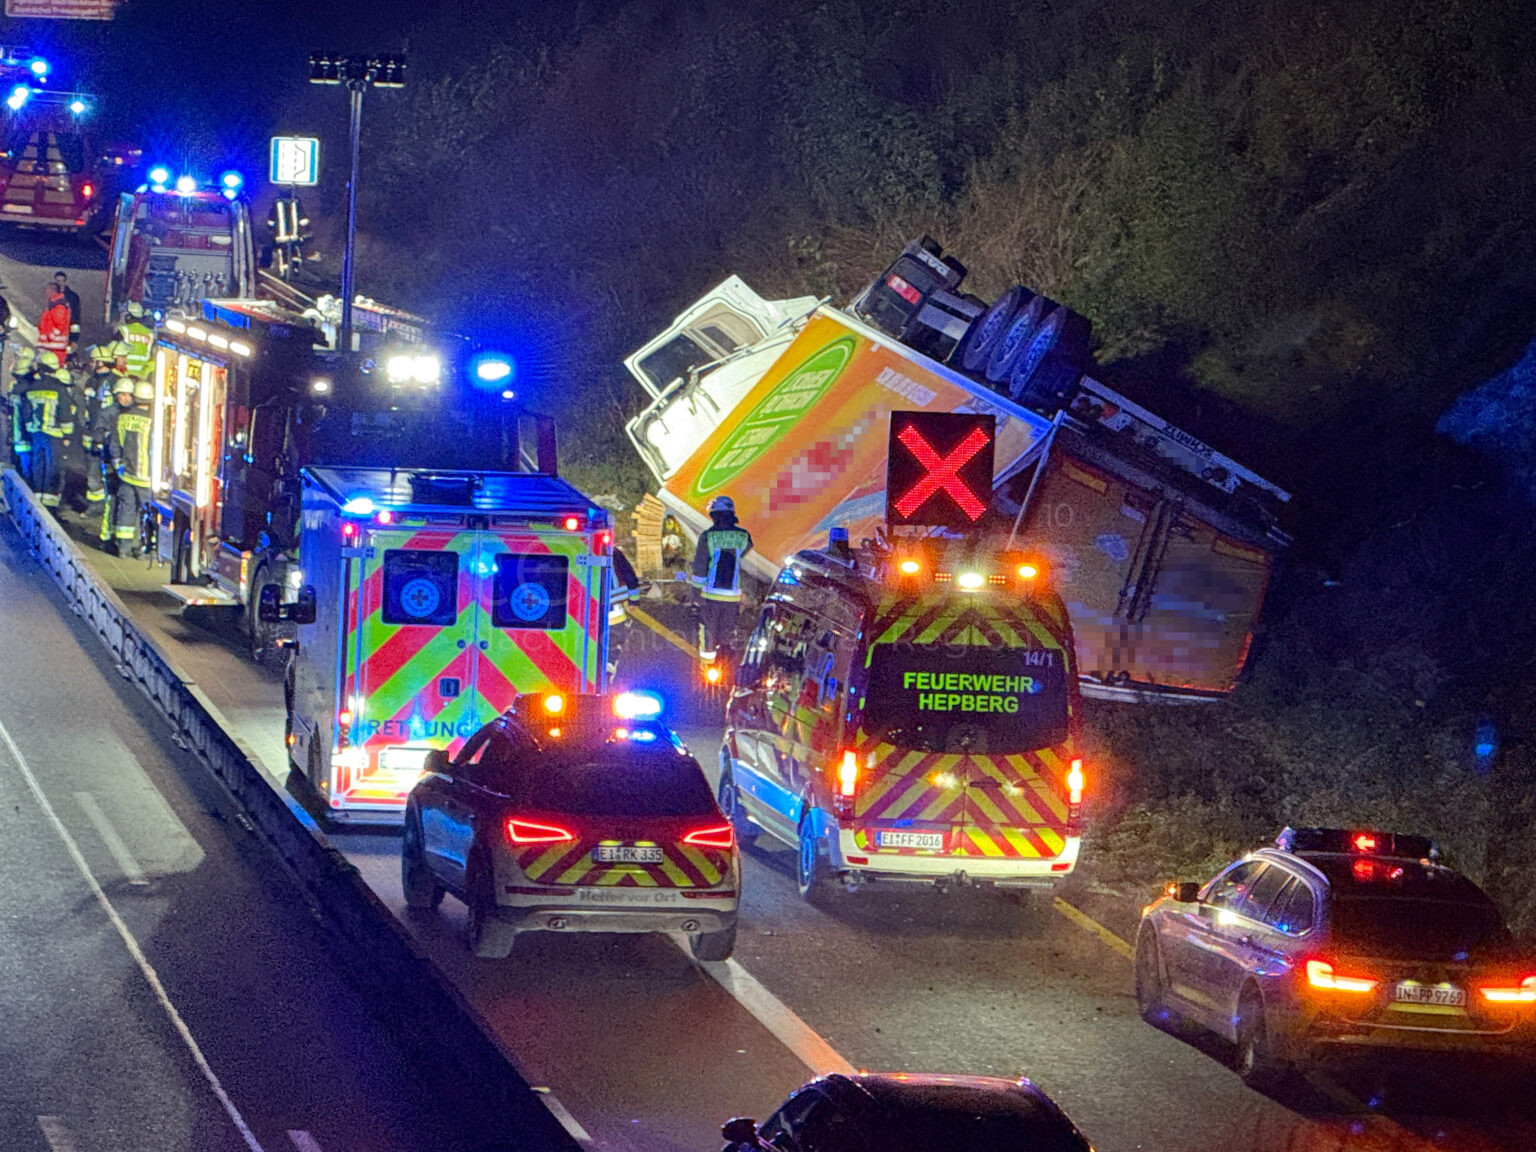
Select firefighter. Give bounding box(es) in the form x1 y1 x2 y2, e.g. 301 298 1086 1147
81 345 124 509
117 302 155 381
37 280 73 362
104 378 154 556
21 351 75 508
691 494 753 661
4 345 34 469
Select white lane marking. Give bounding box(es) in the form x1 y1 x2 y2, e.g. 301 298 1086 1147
76 790 150 885
37 1116 78 1152
287 1131 324 1152
0 719 267 1152
680 944 856 1076
531 1087 593 1144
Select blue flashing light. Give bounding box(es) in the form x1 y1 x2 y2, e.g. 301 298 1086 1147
628 729 657 743
220 170 243 191
29 59 47 77
174 174 197 195
613 691 664 720
1475 741 1495 757
469 351 517 390
6 85 29 112
474 356 513 383
341 496 376 516
147 165 171 187
68 99 86 115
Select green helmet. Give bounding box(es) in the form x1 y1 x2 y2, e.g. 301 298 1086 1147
51 367 72 384
134 380 154 402
37 349 62 372
11 346 35 375
87 343 111 364
126 301 146 320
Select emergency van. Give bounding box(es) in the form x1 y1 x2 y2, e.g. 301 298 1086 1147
719 539 1085 900
272 464 611 823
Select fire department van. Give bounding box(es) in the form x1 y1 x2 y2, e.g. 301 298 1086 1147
270 464 611 823
719 539 1085 902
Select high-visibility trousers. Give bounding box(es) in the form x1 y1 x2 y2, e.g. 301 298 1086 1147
111 479 149 545
698 597 739 660
28 432 61 506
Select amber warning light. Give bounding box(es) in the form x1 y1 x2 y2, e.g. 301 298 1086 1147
885 411 996 531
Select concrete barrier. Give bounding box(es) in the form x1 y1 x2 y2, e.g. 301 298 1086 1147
2 467 579 1152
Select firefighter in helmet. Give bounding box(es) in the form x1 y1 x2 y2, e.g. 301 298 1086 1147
117 302 155 382
81 344 125 509
691 495 753 662
4 345 34 469
21 350 75 508
104 378 154 556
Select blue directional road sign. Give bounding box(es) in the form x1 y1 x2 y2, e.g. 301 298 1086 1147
269 137 319 186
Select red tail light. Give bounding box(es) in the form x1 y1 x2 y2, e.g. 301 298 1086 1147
561 515 582 532
81 182 95 199
506 817 575 845
1305 958 1377 994
1352 832 1378 853
1478 975 1536 1004
682 823 735 850
594 529 612 556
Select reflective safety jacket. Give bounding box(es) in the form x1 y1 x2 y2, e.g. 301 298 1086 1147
608 546 641 625
37 292 72 357
106 403 153 486
118 320 155 380
83 370 124 447
5 376 28 453
692 520 753 603
22 376 75 438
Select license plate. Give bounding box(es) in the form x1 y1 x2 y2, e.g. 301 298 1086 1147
593 844 663 864
3 204 33 214
1394 982 1467 1007
876 830 945 851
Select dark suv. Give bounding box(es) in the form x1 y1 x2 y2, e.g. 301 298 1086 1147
1135 827 1536 1088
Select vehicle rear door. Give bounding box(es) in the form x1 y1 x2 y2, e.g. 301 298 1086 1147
346 527 481 807
472 527 605 716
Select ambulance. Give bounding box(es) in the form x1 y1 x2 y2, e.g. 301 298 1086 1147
720 535 1085 901
270 464 611 823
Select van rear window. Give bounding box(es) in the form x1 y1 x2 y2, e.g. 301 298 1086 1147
862 642 1069 753
493 554 569 630
382 549 459 626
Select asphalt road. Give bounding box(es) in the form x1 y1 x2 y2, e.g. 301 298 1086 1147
0 515 545 1152
32 532 1536 1152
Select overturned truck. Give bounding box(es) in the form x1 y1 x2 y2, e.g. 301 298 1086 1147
625 239 1290 702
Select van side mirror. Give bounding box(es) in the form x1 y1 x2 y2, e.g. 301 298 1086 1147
1167 881 1201 904
259 583 317 625
423 749 450 776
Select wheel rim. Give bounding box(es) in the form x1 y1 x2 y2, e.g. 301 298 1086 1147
798 827 816 888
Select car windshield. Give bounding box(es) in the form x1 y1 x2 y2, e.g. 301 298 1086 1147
1329 897 1509 959
637 333 713 391
307 400 521 471
860 641 1069 753
511 747 717 817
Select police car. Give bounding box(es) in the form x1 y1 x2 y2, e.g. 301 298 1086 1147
1135 827 1536 1088
401 692 740 961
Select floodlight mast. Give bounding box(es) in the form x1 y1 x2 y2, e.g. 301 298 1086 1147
307 52 406 355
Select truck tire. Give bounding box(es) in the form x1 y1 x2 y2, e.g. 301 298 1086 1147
1007 307 1068 396
959 286 1025 373
986 295 1049 384
247 562 278 662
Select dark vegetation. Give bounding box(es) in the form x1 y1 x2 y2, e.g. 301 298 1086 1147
12 0 1536 927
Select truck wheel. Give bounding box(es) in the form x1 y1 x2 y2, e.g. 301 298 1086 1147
795 810 833 906
466 850 514 959
688 921 737 962
401 809 445 911
1007 307 1066 397
247 563 277 662
986 295 1048 384
716 756 757 848
1234 986 1289 1092
960 286 1024 373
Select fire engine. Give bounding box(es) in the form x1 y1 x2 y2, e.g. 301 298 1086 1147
106 170 256 323
0 49 138 234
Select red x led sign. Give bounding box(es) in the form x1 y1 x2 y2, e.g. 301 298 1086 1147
885 411 996 530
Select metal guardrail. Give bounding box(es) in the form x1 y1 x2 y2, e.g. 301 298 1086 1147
0 466 577 1152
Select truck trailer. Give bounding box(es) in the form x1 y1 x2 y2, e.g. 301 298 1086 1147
626 239 1290 701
